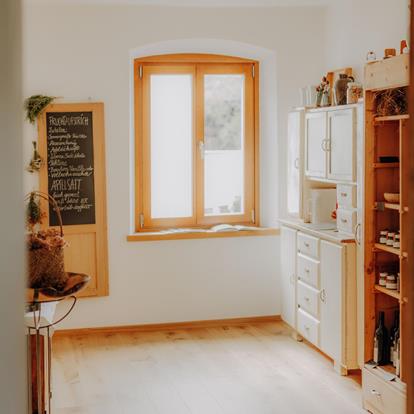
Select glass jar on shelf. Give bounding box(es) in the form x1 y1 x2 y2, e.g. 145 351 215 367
379 272 388 287
386 274 397 290
386 232 396 246
379 230 388 244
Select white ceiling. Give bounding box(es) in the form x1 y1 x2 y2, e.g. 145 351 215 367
26 0 337 6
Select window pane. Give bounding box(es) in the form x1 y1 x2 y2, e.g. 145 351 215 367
150 74 193 219
204 74 244 216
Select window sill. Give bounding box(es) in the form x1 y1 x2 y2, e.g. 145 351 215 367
126 227 279 242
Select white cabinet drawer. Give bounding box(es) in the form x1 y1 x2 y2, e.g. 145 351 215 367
297 232 319 259
337 184 356 209
363 367 406 414
337 209 356 234
297 253 319 288
297 308 319 347
297 281 319 318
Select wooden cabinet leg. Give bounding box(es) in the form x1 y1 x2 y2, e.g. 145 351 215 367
334 360 348 376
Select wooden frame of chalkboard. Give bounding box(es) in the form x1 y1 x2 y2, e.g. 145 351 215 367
38 103 109 297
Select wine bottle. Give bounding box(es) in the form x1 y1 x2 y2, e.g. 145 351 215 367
393 325 400 369
389 311 399 364
395 334 401 377
373 311 389 365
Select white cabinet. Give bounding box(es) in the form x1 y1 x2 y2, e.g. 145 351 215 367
305 107 356 183
280 226 297 328
280 225 358 375
287 110 304 217
320 241 343 363
305 112 326 178
327 109 356 181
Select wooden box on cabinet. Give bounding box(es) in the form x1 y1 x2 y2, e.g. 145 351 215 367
364 54 409 91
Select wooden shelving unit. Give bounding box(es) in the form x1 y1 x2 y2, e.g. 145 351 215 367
364 54 409 409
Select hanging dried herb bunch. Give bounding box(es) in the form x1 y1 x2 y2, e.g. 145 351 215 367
375 87 408 117
27 141 43 173
24 94 55 124
26 192 45 231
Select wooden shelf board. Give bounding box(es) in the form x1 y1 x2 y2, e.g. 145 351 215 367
379 364 398 376
375 114 409 122
375 202 401 211
374 243 401 256
373 162 400 169
374 284 401 300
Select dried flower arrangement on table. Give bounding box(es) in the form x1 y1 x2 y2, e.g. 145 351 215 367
26 191 69 290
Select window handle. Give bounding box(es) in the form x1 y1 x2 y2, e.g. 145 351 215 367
199 140 205 160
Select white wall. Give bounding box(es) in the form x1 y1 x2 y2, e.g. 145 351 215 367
325 0 410 82
23 3 326 328
0 0 27 411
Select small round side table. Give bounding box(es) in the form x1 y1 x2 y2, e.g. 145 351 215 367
26 272 90 414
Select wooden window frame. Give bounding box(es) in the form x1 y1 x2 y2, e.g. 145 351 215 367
134 54 260 232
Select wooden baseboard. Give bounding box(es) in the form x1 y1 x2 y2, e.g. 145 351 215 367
54 315 282 337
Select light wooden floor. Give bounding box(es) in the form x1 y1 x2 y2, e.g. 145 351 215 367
52 322 366 414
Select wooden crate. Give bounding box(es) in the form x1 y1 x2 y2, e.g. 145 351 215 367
365 54 409 91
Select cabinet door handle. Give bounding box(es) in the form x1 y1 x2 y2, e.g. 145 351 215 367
321 140 326 151
354 223 361 245
341 192 348 197
370 389 381 397
304 242 310 247
319 289 326 303
294 157 299 170
341 218 348 223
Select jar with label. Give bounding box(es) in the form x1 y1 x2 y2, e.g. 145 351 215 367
393 233 400 249
386 274 397 290
379 272 388 287
346 82 363 104
386 232 396 246
379 230 388 244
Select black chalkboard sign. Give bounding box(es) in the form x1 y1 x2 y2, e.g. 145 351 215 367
46 111 96 226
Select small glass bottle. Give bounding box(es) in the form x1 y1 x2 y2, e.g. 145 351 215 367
346 82 363 104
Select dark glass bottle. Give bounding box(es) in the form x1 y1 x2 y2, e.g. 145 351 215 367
393 325 400 369
373 311 389 365
389 311 399 364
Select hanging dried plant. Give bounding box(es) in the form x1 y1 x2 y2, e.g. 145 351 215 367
26 192 45 231
375 87 408 117
26 141 43 173
24 94 55 124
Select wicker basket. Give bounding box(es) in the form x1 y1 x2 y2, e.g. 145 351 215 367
27 192 68 290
